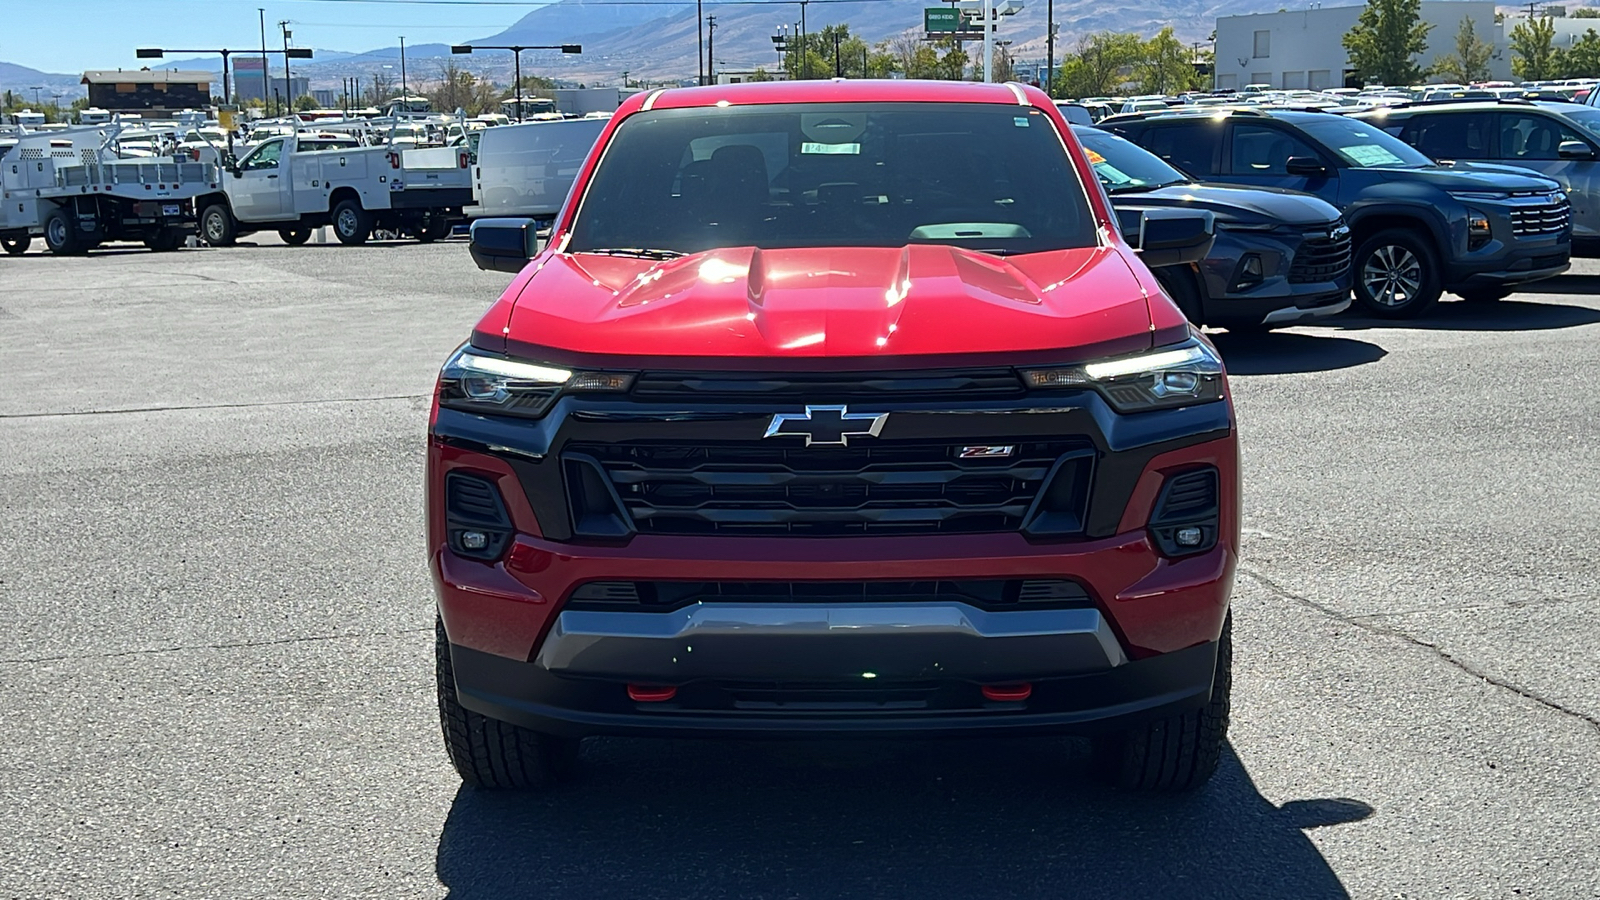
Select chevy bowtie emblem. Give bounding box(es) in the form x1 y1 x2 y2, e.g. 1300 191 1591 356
763 405 888 446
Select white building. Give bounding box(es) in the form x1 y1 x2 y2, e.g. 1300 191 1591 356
1214 1 1510 90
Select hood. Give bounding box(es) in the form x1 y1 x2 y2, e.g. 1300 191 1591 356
1378 163 1561 192
494 244 1155 368
1110 182 1341 229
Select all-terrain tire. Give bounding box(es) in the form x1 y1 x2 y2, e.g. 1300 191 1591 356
278 227 312 246
201 204 237 247
1095 614 1232 792
1351 227 1442 318
436 617 578 790
332 199 372 246
1 235 29 256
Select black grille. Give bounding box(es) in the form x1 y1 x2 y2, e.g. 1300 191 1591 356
563 441 1089 536
1288 226 1352 284
1510 199 1570 236
566 578 1092 611
631 369 1026 401
1152 469 1218 523
444 472 513 560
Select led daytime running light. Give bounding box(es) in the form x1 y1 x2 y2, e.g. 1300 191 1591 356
455 351 572 384
1082 345 1209 380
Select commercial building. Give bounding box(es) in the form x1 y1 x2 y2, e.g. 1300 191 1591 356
1214 1 1510 90
80 69 212 115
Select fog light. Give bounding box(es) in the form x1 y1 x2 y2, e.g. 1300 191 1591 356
1175 526 1204 547
461 531 489 551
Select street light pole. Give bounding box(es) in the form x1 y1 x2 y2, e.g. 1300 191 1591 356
1046 0 1054 97
697 0 705 85
451 44 582 122
279 21 293 110
707 16 717 85
260 8 270 114
399 36 407 102
833 31 842 78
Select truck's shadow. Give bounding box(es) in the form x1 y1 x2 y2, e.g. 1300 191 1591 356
1209 331 1387 376
434 738 1365 900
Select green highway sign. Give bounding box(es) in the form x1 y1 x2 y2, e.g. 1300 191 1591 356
925 7 961 32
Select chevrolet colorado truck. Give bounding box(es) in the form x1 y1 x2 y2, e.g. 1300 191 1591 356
431 81 1239 792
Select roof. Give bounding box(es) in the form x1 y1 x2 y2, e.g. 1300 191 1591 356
1355 100 1579 117
82 69 212 85
634 79 1037 112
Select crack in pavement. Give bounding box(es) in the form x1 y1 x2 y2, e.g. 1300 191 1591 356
0 628 432 666
1240 567 1600 736
0 394 426 419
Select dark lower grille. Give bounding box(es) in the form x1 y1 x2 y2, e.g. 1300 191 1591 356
1511 200 1570 237
564 440 1091 536
567 578 1092 611
1288 227 1352 283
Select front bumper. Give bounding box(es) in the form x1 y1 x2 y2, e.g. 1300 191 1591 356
1197 225 1352 326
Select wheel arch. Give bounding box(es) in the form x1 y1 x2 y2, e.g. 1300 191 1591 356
1345 208 1449 257
328 186 362 212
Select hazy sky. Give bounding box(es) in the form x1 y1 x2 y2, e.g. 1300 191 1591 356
0 0 531 73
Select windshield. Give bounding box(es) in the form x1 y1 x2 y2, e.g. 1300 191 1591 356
567 102 1097 256
1298 116 1433 168
1073 127 1188 191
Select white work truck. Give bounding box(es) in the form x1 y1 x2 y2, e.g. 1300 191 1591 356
195 132 473 246
1 124 219 255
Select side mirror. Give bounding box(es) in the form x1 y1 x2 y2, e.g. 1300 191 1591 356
469 217 542 273
1285 156 1327 176
1135 209 1215 268
230 165 243 178
1558 140 1595 160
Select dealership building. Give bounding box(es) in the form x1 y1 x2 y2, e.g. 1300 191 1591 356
1213 1 1526 90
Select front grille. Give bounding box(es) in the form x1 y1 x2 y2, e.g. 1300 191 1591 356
1288 226 1352 283
567 578 1092 611
1510 199 1570 236
631 369 1026 401
564 441 1090 536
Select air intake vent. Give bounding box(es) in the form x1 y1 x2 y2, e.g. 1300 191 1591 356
1017 579 1091 603
570 581 642 603
444 472 513 560
1148 468 1220 558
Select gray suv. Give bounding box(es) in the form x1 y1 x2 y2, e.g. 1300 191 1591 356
1357 100 1600 251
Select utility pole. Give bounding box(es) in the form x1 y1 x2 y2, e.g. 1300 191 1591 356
259 8 270 114
279 20 293 110
833 31 843 77
399 36 408 102
983 0 994 83
800 1 809 79
1046 0 1055 97
707 16 717 84
697 0 705 85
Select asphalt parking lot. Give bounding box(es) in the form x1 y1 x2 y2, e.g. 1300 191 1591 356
2 235 1597 899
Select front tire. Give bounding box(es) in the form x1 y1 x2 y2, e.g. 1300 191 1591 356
332 199 372 245
43 209 84 255
1352 228 1441 318
436 617 578 790
1 235 28 255
278 227 312 246
1152 266 1205 325
1094 614 1232 792
201 204 237 247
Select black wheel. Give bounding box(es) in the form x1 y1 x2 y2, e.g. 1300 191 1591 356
1152 266 1205 325
1352 228 1442 318
43 209 84 255
332 199 372 246
201 204 237 247
416 216 452 243
436 616 578 790
143 228 184 252
1094 614 1232 792
1 235 28 256
1456 287 1512 303
278 227 312 246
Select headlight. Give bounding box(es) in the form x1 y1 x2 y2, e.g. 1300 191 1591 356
1448 190 1511 201
437 345 635 418
1021 337 1225 413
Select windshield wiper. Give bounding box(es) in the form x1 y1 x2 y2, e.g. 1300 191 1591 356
578 247 686 259
1106 180 1186 194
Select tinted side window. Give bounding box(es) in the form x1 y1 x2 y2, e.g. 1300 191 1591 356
1229 124 1320 175
1140 120 1224 177
1499 113 1584 160
1399 113 1494 159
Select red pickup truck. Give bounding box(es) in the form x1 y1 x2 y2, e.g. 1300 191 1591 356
431 80 1238 792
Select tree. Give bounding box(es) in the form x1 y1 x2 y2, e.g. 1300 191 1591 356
1511 16 1560 80
294 94 318 112
1432 17 1494 83
1566 28 1600 77
1575 8 1600 18
1137 26 1205 94
1342 0 1433 86
972 42 1016 83
1055 31 1143 98
747 68 775 82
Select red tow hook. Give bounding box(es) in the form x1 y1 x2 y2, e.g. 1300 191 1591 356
981 683 1032 702
627 684 678 702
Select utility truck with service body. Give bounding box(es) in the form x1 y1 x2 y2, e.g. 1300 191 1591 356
435 81 1237 794
195 129 473 246
1 123 218 255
